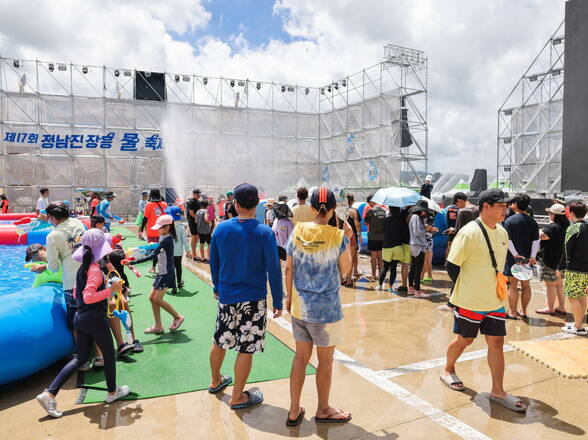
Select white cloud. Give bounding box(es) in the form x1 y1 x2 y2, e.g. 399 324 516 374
0 0 566 175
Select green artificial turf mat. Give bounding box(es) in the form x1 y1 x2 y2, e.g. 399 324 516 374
80 226 314 403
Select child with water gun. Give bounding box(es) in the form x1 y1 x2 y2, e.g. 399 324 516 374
35 229 130 418
124 214 185 334
165 206 192 293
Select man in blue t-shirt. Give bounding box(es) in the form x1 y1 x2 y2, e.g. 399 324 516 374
208 183 283 410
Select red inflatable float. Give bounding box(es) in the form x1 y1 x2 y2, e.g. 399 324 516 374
0 213 37 221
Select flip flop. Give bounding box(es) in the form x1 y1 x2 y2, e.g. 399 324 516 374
144 325 164 334
517 312 528 319
208 375 233 394
535 307 555 316
286 408 305 427
439 372 465 391
315 410 352 423
489 394 527 413
230 389 264 410
169 316 185 332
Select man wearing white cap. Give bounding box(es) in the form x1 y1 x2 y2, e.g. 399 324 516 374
420 175 433 199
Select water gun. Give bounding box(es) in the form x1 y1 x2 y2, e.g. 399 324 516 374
14 217 39 235
124 242 159 262
111 234 125 245
113 310 134 345
24 263 63 288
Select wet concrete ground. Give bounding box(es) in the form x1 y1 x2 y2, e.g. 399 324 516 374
2 256 587 439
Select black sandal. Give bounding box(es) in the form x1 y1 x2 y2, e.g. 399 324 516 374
286 408 305 427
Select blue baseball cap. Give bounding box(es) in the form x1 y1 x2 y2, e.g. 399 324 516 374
164 205 183 221
234 183 259 208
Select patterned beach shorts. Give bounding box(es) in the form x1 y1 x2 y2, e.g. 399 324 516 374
563 271 588 299
213 300 267 353
539 260 558 283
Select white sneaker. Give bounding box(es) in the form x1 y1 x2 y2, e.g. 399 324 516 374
105 385 130 403
36 390 63 418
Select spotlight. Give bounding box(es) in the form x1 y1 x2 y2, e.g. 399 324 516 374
334 82 339 90
13 60 20 68
182 75 190 82
503 137 512 144
320 88 325 95
327 85 331 93
124 70 132 77
503 109 512 116
145 71 151 78
304 88 309 95
256 82 261 90
82 66 88 74
203 77 208 85
528 75 538 82
237 80 245 87
174 74 180 82
58 64 67 71
114 69 120 77
48 63 54 72
553 37 563 45
281 85 286 92
230 80 235 87
342 79 347 87
287 86 294 92
551 68 562 76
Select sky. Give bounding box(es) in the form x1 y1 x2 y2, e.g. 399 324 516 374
0 0 566 175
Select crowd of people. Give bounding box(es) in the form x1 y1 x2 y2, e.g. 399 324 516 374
22 181 588 423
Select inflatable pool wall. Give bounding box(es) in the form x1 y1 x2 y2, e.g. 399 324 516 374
0 284 74 385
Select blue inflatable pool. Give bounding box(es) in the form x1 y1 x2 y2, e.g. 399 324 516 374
0 246 73 386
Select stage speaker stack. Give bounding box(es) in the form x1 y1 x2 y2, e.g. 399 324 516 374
561 0 588 192
400 96 413 149
470 169 487 197
134 71 166 101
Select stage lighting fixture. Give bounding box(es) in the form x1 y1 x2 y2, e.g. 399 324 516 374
327 85 331 93
281 85 286 92
553 37 563 45
287 86 294 92
58 64 67 71
551 69 562 76
174 74 180 82
114 69 120 77
230 80 235 87
82 66 88 74
503 137 512 144
203 77 208 85
256 82 261 90
528 75 538 82
145 71 151 78
123 70 132 77
320 88 325 95
342 79 347 87
334 82 339 90
238 80 245 87
48 63 55 72
182 75 190 82
503 109 512 116
13 60 20 68
304 88 309 95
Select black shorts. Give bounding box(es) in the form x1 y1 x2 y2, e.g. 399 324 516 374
153 274 175 290
213 300 267 353
188 221 198 236
367 240 383 252
453 307 506 338
199 233 211 244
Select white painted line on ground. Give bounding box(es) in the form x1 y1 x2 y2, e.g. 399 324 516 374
342 291 446 308
376 331 574 379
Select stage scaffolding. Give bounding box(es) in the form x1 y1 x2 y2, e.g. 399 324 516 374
0 45 427 215
497 21 565 195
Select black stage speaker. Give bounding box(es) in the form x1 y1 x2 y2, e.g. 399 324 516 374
561 0 588 191
470 169 487 196
134 71 166 101
400 107 412 149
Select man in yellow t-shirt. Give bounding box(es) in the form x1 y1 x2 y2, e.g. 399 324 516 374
291 187 315 225
440 189 527 413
